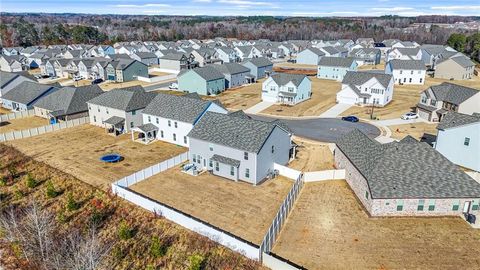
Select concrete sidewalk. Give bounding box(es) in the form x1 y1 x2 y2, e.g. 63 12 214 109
319 103 352 118
244 101 275 114
375 118 427 126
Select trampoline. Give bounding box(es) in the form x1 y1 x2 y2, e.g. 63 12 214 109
100 154 122 163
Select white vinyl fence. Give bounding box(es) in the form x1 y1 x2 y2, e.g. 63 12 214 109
138 74 177 83
274 163 302 180
0 117 89 142
304 169 346 182
0 109 35 122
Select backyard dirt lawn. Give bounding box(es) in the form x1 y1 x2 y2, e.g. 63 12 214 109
390 122 438 140
261 77 340 117
273 181 480 270
100 80 153 91
8 125 186 189
341 76 480 120
288 140 335 171
211 81 263 110
0 107 11 115
130 168 293 244
149 71 172 76
0 116 49 133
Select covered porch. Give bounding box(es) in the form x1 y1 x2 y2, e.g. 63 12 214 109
103 116 125 136
278 91 297 105
131 123 158 144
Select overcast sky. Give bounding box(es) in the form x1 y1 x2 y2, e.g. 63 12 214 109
1 0 480 17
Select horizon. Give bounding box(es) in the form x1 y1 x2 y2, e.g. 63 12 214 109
1 0 480 17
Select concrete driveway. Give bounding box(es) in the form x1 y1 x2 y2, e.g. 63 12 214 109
251 116 381 143
144 80 177 92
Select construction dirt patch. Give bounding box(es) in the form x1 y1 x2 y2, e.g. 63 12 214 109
261 77 340 117
8 125 187 189
0 116 49 133
273 181 480 270
211 80 263 110
0 107 11 115
100 80 153 91
288 140 335 171
130 168 293 244
341 76 480 120
390 122 438 140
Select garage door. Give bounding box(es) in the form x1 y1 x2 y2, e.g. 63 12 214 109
337 95 356 105
107 75 115 81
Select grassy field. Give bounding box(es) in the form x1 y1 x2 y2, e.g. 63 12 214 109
390 122 438 140
8 125 186 189
210 81 263 110
261 77 340 117
131 167 293 244
0 145 264 270
341 76 480 120
0 116 49 133
273 181 480 270
288 140 335 171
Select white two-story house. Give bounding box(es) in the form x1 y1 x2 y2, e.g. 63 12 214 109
262 73 311 105
336 71 394 106
385 59 426 85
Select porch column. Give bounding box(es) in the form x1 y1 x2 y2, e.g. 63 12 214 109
131 130 134 142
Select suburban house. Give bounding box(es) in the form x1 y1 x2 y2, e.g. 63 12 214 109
262 73 311 105
177 66 226 96
348 48 381 65
139 93 228 146
434 56 475 80
1 81 58 111
416 83 480 122
0 55 24 72
420 45 458 68
386 47 422 62
296 48 325 65
87 86 157 136
78 59 96 79
91 60 111 80
2 47 22 56
335 129 480 217
215 47 238 63
385 59 426 85
234 46 255 60
317 57 358 81
159 53 196 73
191 48 221 67
435 112 480 172
33 85 103 123
97 45 115 56
356 38 375 47
242 57 273 80
187 111 293 185
211 63 251 88
336 71 394 106
0 71 34 103
318 46 343 57
105 59 148 82
130 52 159 66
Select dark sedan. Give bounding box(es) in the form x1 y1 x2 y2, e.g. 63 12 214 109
341 116 359 122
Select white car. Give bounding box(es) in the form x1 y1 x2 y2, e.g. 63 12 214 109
401 112 419 120
169 82 178 89
73 75 83 81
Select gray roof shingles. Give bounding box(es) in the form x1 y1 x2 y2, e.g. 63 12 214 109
87 86 156 111
437 112 480 130
429 82 479 105
34 85 103 115
318 56 356 68
342 71 393 89
2 81 57 105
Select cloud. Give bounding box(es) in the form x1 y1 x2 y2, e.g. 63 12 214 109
192 0 212 2
217 0 275 6
291 11 359 16
114 3 171 8
370 7 415 12
431 5 480 11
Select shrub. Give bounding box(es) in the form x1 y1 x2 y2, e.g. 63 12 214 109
66 193 79 211
118 220 133 240
150 236 167 258
57 207 67 224
25 173 37 189
13 187 24 200
188 254 205 270
45 181 59 198
0 178 6 187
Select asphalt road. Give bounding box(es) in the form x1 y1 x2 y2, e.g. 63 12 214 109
250 116 381 143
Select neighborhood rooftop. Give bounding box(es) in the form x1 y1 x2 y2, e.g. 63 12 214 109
87 86 156 111
437 112 480 130
428 82 479 105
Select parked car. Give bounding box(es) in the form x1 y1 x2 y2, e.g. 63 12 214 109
40 74 50 79
341 116 359 122
401 112 419 120
73 75 83 81
91 78 103 85
169 82 178 89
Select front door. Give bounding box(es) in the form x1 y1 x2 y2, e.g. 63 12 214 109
463 201 471 213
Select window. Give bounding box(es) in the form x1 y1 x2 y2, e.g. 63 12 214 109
173 133 176 141
209 159 213 167
97 107 100 112
132 110 136 115
464 137 470 146
184 136 187 144
244 152 248 160
428 200 435 211
430 100 436 106
160 130 164 138
156 118 159 124
245 168 250 178
421 96 427 103
410 70 414 75
420 78 423 83
215 162 219 171
417 199 425 211
400 70 403 74
106 108 109 114
230 166 235 176
396 200 404 211
148 116 151 123
130 122 134 128
271 145 275 154
287 87 294 92
365 191 369 200
452 200 460 211
93 116 97 122
209 146 213 151
192 154 197 163
168 120 171 127
472 200 479 211
174 122 178 128
409 78 412 83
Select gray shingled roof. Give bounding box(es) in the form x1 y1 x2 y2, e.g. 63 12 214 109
429 83 479 105
211 154 240 167
320 46 339 55
342 71 392 89
336 129 480 199
188 112 289 153
244 57 273 67
387 59 425 70
211 63 250 75
135 52 158 59
189 66 225 81
450 56 475 68
34 85 103 115
160 53 186 61
87 86 156 111
270 73 308 87
318 56 356 68
2 81 57 105
437 112 480 130
0 71 20 88
349 48 380 56
394 47 421 56
143 92 220 123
